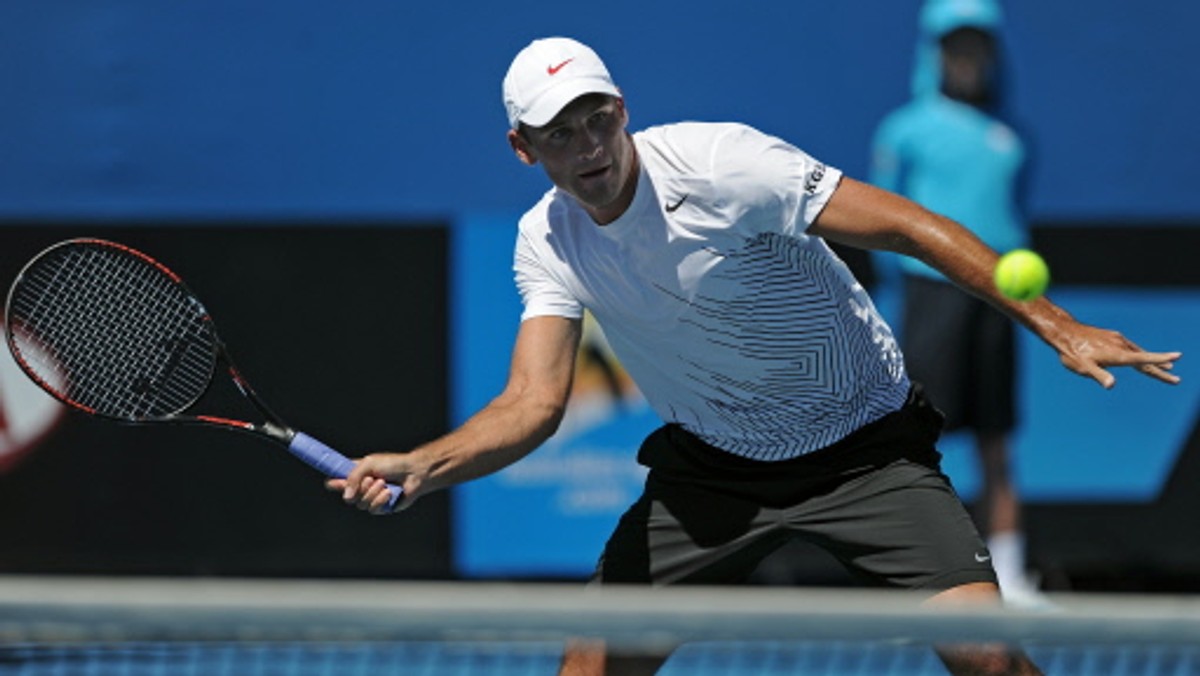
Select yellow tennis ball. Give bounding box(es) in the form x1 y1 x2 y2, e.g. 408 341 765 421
994 249 1050 301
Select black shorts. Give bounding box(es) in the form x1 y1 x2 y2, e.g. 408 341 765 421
593 387 997 591
902 275 1016 434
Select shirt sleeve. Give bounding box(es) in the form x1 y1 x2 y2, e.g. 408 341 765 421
513 228 584 322
711 123 843 236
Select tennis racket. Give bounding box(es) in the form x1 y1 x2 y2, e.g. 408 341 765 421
3 237 402 510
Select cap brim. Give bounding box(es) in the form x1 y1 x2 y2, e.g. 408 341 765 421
517 77 621 128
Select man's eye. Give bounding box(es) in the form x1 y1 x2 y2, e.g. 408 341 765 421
548 128 571 142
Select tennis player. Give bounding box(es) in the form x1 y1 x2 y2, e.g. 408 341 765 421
332 37 1181 675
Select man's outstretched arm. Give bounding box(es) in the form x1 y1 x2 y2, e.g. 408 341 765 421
328 315 582 513
809 176 1181 388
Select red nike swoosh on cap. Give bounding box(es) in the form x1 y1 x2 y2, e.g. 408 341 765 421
547 58 574 75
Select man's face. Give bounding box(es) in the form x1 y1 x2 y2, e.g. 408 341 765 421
509 94 636 224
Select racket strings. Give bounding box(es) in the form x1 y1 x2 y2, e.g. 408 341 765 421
8 244 217 419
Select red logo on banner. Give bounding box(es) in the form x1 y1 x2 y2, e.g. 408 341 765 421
0 322 65 473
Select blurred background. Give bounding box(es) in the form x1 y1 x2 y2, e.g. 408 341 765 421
0 0 1196 592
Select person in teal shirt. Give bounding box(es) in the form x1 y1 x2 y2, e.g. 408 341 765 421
871 0 1044 606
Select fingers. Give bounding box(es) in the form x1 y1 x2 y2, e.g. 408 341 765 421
336 475 394 515
334 454 411 516
343 458 374 496
1137 362 1182 385
1083 360 1179 389
352 477 390 512
1079 356 1181 388
1085 364 1116 390
1125 350 1182 385
362 480 412 515
342 454 393 502
1064 329 1181 389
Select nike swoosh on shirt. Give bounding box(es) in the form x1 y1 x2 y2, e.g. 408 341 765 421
547 59 574 75
665 194 688 212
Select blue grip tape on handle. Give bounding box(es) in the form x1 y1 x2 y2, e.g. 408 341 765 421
288 431 403 511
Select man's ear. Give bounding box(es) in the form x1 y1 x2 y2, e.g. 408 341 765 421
508 129 538 166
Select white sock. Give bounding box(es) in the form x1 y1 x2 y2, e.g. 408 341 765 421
987 531 1029 592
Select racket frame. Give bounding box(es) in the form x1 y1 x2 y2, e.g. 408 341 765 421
4 237 401 508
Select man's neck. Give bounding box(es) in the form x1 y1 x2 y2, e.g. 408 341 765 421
588 137 640 226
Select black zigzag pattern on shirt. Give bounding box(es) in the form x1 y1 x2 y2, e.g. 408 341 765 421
657 232 907 460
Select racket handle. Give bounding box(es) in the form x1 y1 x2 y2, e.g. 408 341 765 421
288 432 403 511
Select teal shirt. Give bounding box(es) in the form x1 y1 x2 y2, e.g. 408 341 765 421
871 94 1027 280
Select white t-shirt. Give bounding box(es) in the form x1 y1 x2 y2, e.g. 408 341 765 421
514 122 909 461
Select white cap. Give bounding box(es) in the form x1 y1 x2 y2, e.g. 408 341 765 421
502 37 620 129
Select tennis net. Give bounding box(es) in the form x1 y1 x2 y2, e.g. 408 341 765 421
1 576 1198 675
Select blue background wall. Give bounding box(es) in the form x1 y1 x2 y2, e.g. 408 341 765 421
2 0 1198 220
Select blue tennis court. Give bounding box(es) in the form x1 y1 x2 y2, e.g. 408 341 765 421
4 640 1200 675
